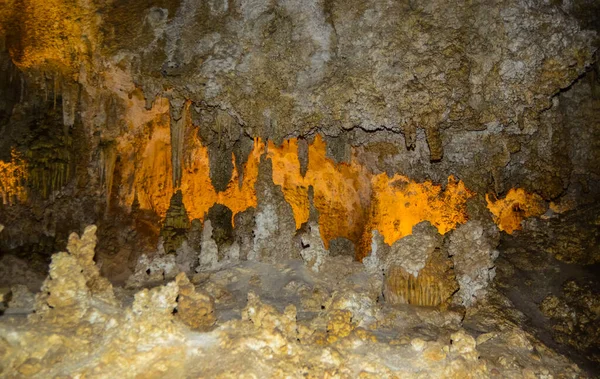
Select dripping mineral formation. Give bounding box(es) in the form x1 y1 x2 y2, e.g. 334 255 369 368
0 0 599 377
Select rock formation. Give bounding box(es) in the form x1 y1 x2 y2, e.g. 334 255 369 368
0 0 599 375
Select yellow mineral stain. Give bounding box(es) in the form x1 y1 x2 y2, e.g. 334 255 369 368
5 0 95 72
486 188 547 233
131 121 174 217
268 136 473 258
0 149 28 205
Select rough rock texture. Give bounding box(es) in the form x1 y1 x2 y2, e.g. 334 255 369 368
448 221 500 307
363 221 441 275
540 280 600 364
299 221 329 272
384 249 458 307
0 0 598 268
0 1 599 375
175 272 216 330
5 284 35 314
32 225 117 325
126 253 179 289
198 220 219 270
0 228 589 377
387 221 443 277
64 225 116 304
160 190 191 255
250 156 298 263
516 203 600 265
328 237 355 258
363 222 458 307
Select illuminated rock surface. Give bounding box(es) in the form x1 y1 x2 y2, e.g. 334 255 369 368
0 0 599 376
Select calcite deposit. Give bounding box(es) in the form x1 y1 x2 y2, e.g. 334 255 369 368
0 226 590 377
0 0 599 376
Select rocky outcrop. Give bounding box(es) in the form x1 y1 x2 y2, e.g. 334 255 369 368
250 156 299 262
0 226 588 377
540 279 600 364
32 225 116 325
160 190 191 255
448 221 500 307
174 272 215 330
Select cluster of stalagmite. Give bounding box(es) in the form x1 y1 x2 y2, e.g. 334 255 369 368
0 224 587 377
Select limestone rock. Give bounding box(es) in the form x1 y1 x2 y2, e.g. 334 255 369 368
160 190 191 255
540 279 600 363
31 225 117 325
250 156 298 263
387 221 442 277
66 225 116 305
449 330 478 361
33 252 91 326
126 253 179 288
6 284 35 313
198 220 219 270
326 310 356 343
126 281 181 339
384 248 458 307
299 221 329 272
175 240 197 274
174 272 215 330
242 291 297 340
448 221 500 306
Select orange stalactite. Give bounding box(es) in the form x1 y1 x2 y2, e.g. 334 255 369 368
268 136 474 257
180 135 262 224
0 149 28 205
486 188 547 234
268 136 371 249
121 125 475 259
132 124 174 217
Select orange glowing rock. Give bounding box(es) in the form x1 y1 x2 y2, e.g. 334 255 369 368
268 136 474 258
5 0 96 72
486 188 547 233
367 174 474 245
0 149 28 205
180 136 262 224
268 136 371 249
119 113 475 260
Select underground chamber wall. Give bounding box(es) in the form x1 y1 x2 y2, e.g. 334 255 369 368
0 0 599 377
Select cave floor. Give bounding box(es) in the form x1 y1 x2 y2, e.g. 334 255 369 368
0 254 589 378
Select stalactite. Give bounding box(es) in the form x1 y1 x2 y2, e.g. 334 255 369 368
169 98 188 189
0 149 28 205
424 125 443 162
100 141 117 205
61 81 78 128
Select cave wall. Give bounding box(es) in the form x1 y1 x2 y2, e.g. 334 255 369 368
0 0 598 273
